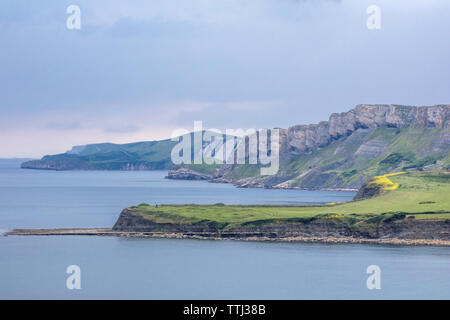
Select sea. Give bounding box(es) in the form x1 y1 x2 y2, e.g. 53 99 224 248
0 159 449 299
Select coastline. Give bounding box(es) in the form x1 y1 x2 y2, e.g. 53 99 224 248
166 169 361 191
7 172 448 247
18 165 358 191
20 166 359 192
5 228 450 247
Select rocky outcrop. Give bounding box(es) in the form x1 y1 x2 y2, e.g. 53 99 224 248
166 167 213 181
112 208 450 241
286 104 449 154
21 157 90 170
113 208 223 232
169 104 450 190
353 179 384 201
354 139 388 158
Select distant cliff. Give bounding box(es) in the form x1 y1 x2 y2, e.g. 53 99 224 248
22 104 450 190
168 104 450 189
21 131 233 171
21 140 178 171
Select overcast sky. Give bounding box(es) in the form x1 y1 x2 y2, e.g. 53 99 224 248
1 0 450 157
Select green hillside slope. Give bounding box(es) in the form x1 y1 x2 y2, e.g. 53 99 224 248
183 126 450 190
125 171 450 230
21 139 178 170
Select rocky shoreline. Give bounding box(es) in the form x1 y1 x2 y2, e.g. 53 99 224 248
6 171 449 247
21 104 450 191
166 104 450 190
166 167 359 191
5 228 450 247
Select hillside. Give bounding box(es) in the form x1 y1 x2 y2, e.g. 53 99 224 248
168 104 450 190
113 171 450 241
22 104 450 191
21 139 177 170
20 131 232 171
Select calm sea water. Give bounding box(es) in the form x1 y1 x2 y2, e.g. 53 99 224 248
0 160 449 299
0 163 354 229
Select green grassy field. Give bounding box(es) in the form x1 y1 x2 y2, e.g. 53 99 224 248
129 171 450 228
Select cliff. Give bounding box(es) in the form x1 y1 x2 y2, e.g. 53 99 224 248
169 104 450 190
113 208 450 241
112 171 450 242
286 104 449 153
21 140 178 171
21 131 234 171
22 104 450 191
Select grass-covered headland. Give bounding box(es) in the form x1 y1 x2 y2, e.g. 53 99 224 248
114 172 450 241
9 171 450 244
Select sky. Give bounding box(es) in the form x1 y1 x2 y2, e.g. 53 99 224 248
1 0 450 158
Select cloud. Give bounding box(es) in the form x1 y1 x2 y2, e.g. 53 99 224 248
45 122 83 130
0 0 449 157
104 124 140 133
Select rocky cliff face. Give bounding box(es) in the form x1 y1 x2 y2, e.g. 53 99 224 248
286 104 449 154
113 208 221 233
113 207 450 241
169 104 450 190
22 104 450 190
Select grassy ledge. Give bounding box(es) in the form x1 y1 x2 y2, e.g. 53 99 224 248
127 171 450 231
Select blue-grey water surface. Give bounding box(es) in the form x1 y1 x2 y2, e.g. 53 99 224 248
0 160 449 299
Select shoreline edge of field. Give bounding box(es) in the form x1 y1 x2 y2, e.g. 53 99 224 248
5 228 450 247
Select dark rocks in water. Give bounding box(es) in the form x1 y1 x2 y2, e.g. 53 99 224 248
166 167 212 181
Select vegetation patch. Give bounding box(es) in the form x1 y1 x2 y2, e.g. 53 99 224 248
342 169 358 178
402 154 444 171
186 162 221 175
369 172 406 191
379 152 415 170
128 172 450 230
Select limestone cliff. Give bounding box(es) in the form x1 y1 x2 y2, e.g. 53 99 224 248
286 104 449 154
169 104 450 189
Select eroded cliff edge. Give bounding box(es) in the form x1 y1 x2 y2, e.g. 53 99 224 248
113 172 450 242
168 104 450 190
112 207 450 241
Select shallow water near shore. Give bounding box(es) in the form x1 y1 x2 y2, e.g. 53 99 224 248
0 165 354 229
1 236 450 299
1 160 449 299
